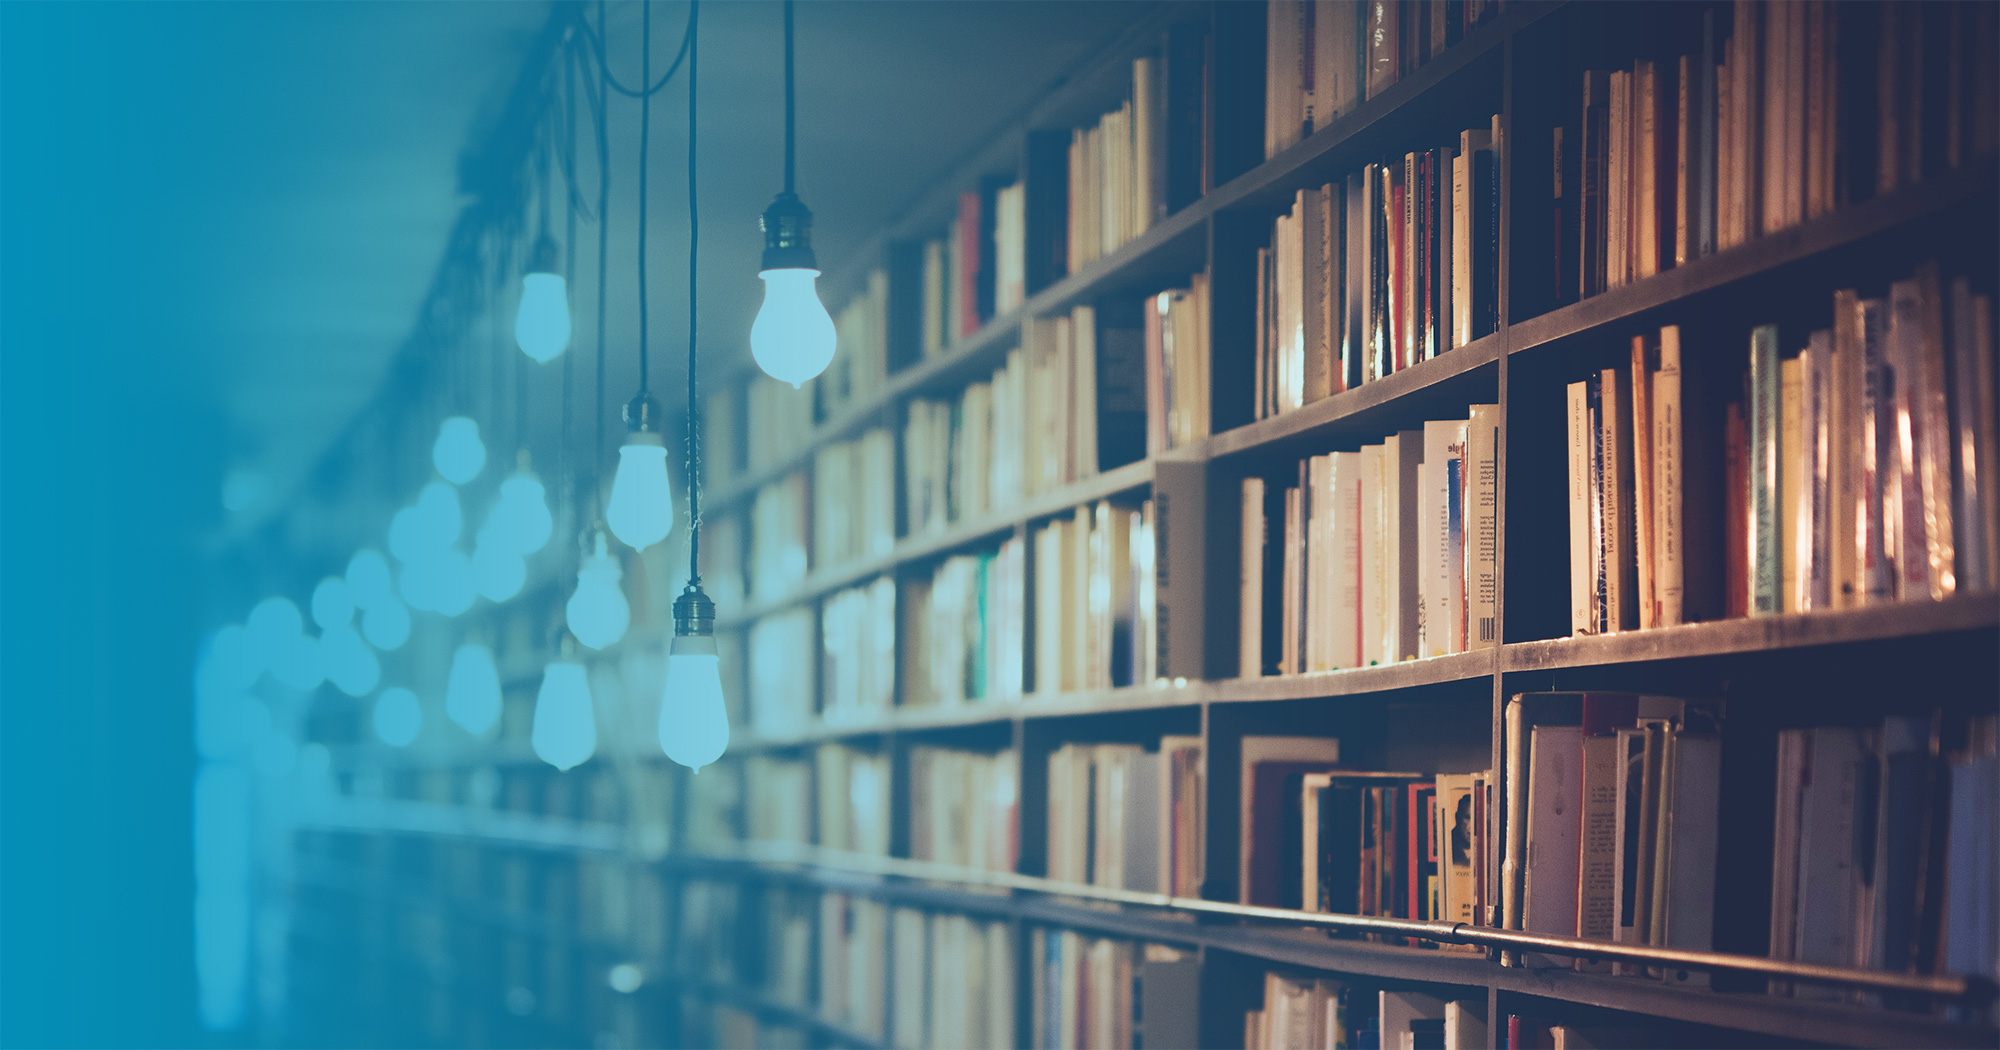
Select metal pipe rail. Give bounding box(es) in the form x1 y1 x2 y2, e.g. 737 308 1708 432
690 842 1995 1003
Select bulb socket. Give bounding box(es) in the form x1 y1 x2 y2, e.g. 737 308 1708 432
759 192 818 272
624 392 662 435
527 234 560 275
672 583 716 638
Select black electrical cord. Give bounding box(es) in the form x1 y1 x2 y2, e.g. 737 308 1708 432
594 1 611 522
686 0 702 582
636 0 652 398
577 1 690 99
783 0 794 197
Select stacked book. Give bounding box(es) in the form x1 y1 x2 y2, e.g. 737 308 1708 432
822 269 889 419
749 471 809 602
1145 279 1212 454
1264 1 1504 159
1044 738 1203 896
1240 406 1500 676
908 745 1019 876
1768 713 1998 1009
1067 55 1165 274
817 893 889 1040
811 428 894 569
1255 119 1501 419
746 755 811 846
743 376 815 476
1030 931 1200 1050
819 577 895 725
746 607 813 733
1557 3 1999 306
1033 500 1157 694
814 743 890 856
904 360 1027 536
1567 266 1995 635
1247 981 1488 1050
889 907 1015 1050
899 538 1026 707
1501 692 1721 983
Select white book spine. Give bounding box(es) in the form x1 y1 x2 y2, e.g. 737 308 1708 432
1654 327 1685 626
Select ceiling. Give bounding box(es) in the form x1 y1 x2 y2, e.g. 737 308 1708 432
151 0 1151 552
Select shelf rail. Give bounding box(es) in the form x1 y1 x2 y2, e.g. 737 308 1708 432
691 841 1996 1004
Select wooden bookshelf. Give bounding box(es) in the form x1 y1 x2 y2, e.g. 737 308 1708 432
291 2 2000 1047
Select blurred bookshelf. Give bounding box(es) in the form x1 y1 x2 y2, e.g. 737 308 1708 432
286 1 2000 1047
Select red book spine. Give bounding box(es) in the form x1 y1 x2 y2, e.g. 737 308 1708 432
957 191 983 338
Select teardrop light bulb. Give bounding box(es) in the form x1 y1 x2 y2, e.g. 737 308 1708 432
311 577 353 630
445 643 503 736
372 686 422 747
659 633 730 772
432 416 486 485
515 237 571 363
472 538 526 602
566 533 630 650
606 432 674 551
346 549 395 610
360 596 411 650
750 268 837 388
488 469 554 555
532 660 596 770
319 624 381 697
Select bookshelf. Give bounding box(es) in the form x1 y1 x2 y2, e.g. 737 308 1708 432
284 1 2000 1048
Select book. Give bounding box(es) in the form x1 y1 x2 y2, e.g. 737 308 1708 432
1239 734 1342 905
1466 404 1500 649
1748 323 1783 615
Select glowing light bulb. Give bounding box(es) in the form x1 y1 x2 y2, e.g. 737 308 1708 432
372 686 422 747
361 596 411 650
445 643 502 736
472 538 526 602
750 268 837 388
432 549 476 616
532 660 596 770
659 633 729 772
484 467 553 556
388 507 426 563
433 416 486 485
565 534 629 650
319 624 381 697
247 597 303 656
311 577 353 629
606 432 674 551
414 481 462 549
272 633 324 692
516 274 571 363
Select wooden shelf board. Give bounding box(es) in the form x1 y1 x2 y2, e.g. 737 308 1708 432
1505 594 2000 674
1214 648 1498 703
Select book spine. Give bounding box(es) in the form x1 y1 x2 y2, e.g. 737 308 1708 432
1632 337 1658 629
1781 353 1804 612
1910 264 1956 599
1588 376 1607 633
1601 367 1637 632
1749 324 1783 615
1805 329 1833 609
1240 477 1266 679
1468 405 1500 649
1860 298 1896 602
1567 381 1592 634
1331 451 1363 668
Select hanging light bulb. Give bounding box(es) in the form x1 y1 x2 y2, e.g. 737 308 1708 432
606 394 674 551
515 236 571 363
310 577 353 630
445 643 503 736
319 624 381 698
432 416 487 485
532 649 596 770
750 3 835 388
565 531 630 650
413 481 463 550
472 538 526 602
432 548 476 617
662 7 731 775
360 596 411 651
751 198 836 388
346 549 395 611
660 584 730 771
483 451 554 556
372 686 423 747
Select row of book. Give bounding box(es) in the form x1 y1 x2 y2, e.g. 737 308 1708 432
1241 406 1500 676
729 376 815 480
1256 119 1501 421
1566 265 1996 636
901 539 1026 708
1034 500 1158 694
741 746 892 854
1066 55 1164 274
1558 3 1999 306
822 270 892 421
744 606 813 733
812 429 895 570
1768 714 1999 1009
820 577 895 724
748 472 809 603
1248 979 1490 1050
908 745 1020 876
1263 0 1506 160
1502 693 1722 983
1147 279 1213 454
1030 929 1200 1050
1044 739 1204 896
